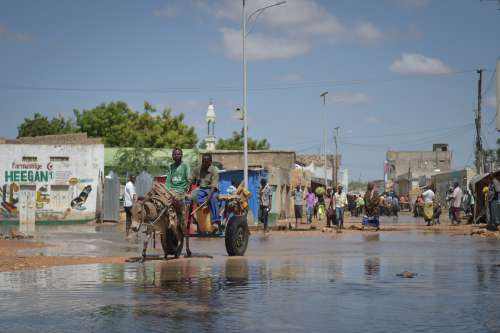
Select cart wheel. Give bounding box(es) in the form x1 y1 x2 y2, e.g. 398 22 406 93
162 226 184 258
225 215 249 256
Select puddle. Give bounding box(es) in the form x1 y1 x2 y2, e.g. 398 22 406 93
0 223 499 332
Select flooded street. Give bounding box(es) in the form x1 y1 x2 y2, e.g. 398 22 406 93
1 222 499 332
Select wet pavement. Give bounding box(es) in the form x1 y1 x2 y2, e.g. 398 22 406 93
0 221 499 332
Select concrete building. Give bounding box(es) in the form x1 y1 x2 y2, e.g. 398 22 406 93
0 134 104 223
388 144 452 195
296 154 341 187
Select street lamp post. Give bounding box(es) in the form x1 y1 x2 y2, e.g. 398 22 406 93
334 126 340 189
242 0 286 187
320 91 328 188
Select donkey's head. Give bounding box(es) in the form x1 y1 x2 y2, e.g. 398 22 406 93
130 199 144 232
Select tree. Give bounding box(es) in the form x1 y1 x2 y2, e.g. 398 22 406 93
17 113 78 138
74 101 198 148
216 129 270 150
17 101 198 148
112 147 171 178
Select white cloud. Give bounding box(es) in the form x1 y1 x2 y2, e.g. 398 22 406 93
351 22 383 44
278 73 304 82
333 93 370 105
390 53 452 75
154 5 177 18
209 0 384 60
220 28 310 61
394 0 430 8
485 95 497 109
0 24 32 42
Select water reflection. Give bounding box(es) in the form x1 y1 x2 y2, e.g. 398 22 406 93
0 233 499 333
224 258 249 287
362 234 380 242
364 257 380 279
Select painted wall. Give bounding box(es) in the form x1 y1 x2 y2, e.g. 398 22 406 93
0 144 104 222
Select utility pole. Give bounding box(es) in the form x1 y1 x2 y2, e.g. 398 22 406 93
242 0 248 187
320 91 328 188
334 127 340 189
407 161 411 197
475 69 484 174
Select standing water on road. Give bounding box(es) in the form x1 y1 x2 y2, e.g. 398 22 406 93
0 228 499 333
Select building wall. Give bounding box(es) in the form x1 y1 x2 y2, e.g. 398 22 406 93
208 150 295 172
386 149 452 182
296 154 341 168
0 144 104 222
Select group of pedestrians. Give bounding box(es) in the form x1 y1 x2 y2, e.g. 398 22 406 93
415 182 465 226
291 185 348 229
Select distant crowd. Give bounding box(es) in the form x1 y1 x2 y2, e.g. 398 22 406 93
288 177 500 229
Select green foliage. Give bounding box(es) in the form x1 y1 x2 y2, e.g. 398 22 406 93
216 129 270 150
17 101 198 149
112 148 172 178
74 101 198 148
17 113 78 138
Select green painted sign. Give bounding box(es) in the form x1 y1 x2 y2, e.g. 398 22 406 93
4 170 54 183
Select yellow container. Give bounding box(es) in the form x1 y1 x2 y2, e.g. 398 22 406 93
196 206 213 233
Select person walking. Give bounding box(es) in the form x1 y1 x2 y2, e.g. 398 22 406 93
364 184 380 215
317 188 326 221
259 178 272 232
462 189 472 217
124 175 137 237
292 185 304 229
363 182 381 229
449 182 463 225
391 194 400 218
335 185 348 229
325 188 336 228
355 195 365 217
422 185 435 226
305 187 316 224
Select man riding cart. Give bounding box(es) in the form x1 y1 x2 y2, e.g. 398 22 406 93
131 151 250 261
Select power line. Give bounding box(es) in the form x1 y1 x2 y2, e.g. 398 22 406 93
342 122 473 139
0 69 478 94
341 124 474 149
274 122 474 151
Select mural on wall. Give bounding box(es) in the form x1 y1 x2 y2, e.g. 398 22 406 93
71 185 92 211
0 157 95 221
1 183 19 218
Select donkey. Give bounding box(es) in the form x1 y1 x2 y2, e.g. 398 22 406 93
131 182 191 261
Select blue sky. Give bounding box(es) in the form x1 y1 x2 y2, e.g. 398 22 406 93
0 0 498 180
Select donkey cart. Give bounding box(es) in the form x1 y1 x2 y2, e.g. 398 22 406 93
131 183 249 261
